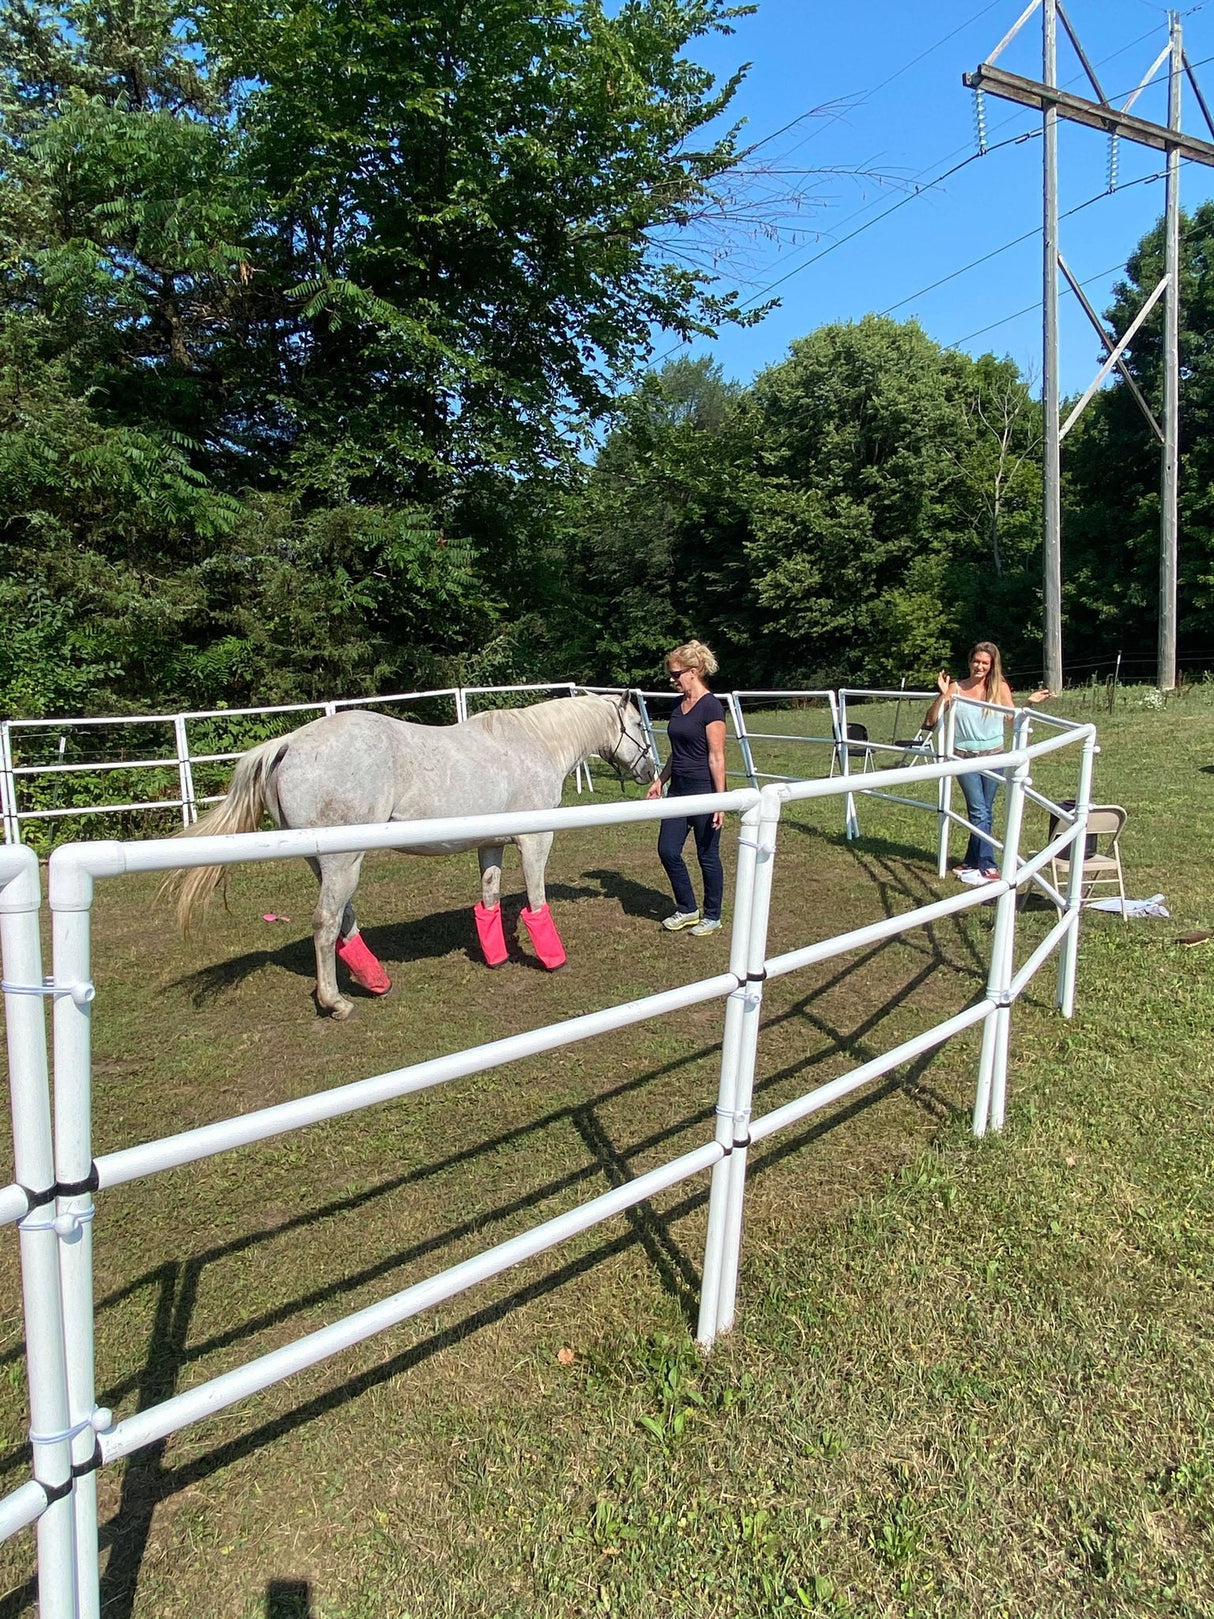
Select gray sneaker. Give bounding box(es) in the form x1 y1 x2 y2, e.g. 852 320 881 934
661 909 700 931
690 917 722 937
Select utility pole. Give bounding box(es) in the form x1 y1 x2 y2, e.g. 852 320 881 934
1042 0 1061 694
1161 13 1182 690
965 3 1214 690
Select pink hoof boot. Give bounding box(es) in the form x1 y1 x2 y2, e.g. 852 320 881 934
521 903 566 970
335 931 392 995
474 901 509 967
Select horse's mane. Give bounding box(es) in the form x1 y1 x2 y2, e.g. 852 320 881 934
468 695 612 762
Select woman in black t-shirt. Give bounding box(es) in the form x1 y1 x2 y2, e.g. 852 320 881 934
645 640 728 935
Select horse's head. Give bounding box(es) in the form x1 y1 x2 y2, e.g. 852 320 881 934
599 694 659 783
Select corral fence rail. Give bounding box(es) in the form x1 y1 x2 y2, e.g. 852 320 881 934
1 679 1059 848
0 706 1096 1617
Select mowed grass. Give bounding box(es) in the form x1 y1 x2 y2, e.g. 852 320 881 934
0 690 1211 1618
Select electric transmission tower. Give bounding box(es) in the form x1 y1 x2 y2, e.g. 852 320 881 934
965 2 1214 691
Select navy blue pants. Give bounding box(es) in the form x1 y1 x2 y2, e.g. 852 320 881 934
658 786 723 920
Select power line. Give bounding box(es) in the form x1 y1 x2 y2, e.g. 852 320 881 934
880 165 1168 318
750 18 1169 233
742 0 1008 163
647 18 1214 369
947 188 1214 349
734 47 1214 321
739 131 1041 310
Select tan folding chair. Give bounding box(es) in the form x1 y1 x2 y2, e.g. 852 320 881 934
1050 804 1129 918
890 727 936 768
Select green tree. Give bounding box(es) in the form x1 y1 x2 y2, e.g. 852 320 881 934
557 356 754 684
1063 202 1214 673
741 317 1039 685
1 0 768 713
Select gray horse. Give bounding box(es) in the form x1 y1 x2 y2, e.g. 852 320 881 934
172 693 657 1018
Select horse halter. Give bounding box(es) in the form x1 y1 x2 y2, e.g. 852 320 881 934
605 697 655 783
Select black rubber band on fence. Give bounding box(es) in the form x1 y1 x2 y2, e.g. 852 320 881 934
71 1443 101 1479
746 969 768 983
57 1165 99 1198
40 1477 73 1505
18 1183 56 1213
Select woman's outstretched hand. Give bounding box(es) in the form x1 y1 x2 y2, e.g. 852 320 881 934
936 669 952 696
1027 687 1052 705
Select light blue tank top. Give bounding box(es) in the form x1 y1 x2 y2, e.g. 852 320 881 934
952 692 1004 752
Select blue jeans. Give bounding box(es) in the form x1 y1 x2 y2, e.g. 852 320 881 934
658 786 723 920
957 762 1001 870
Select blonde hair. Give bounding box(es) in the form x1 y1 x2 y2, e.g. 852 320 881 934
665 639 719 679
969 641 1003 704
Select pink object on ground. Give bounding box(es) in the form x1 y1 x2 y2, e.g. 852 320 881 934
335 930 392 995
521 903 566 970
474 901 509 967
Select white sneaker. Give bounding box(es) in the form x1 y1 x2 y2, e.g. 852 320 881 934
689 918 722 937
661 910 700 931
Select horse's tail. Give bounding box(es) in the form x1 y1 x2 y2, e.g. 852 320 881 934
166 737 288 931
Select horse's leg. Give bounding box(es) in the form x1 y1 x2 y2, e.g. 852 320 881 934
308 851 388 1018
517 832 566 969
474 845 509 966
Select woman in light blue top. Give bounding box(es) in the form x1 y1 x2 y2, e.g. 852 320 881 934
924 642 1050 879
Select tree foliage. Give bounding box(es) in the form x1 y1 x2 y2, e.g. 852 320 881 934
562 325 1045 691
0 0 768 713
1063 200 1214 669
6 0 1214 720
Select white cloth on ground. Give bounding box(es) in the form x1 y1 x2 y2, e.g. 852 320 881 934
1088 894 1169 918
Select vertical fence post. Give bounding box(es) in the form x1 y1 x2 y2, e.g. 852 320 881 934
724 694 758 789
455 688 468 723
936 706 955 878
0 723 20 845
567 687 590 793
0 849 79 1618
972 712 1030 1137
173 716 197 826
712 784 783 1339
1056 728 1097 1018
49 849 107 1618
837 693 860 839
697 799 761 1349
635 693 663 780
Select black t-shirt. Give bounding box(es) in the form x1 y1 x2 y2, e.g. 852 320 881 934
666 692 726 790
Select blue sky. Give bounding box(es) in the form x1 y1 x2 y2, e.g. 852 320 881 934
667 0 1214 394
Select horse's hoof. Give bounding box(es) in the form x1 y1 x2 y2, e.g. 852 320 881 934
329 997 356 1021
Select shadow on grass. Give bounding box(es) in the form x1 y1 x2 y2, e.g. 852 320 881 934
583 867 673 921
0 892 979 1618
74 1058 935 1619
782 819 993 982
166 883 601 1006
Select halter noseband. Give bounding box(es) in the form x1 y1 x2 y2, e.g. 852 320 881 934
606 698 654 782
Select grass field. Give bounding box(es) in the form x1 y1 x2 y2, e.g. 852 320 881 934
1 689 1212 1618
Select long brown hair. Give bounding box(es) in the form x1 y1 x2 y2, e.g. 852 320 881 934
969 641 1003 704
